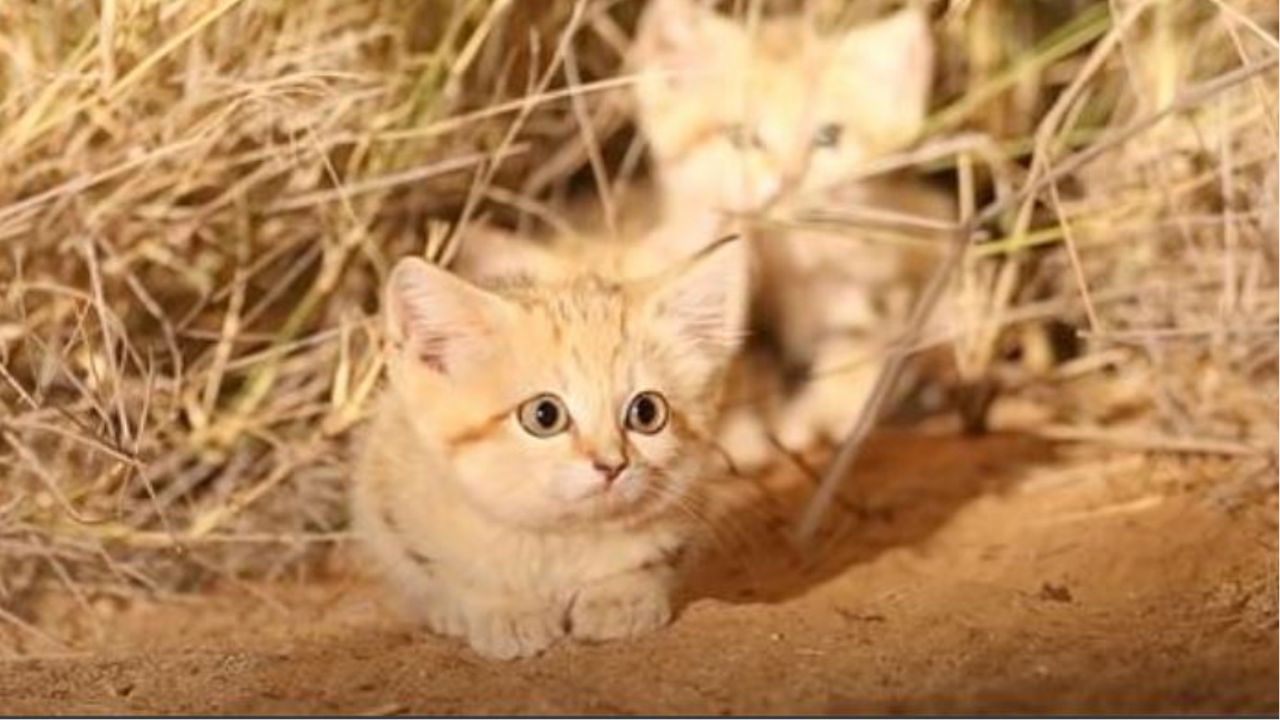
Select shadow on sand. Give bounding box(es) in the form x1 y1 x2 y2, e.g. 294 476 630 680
686 429 1054 604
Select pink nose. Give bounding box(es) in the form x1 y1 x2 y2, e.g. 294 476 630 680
592 459 628 483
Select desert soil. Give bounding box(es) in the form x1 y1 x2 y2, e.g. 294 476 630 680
2 431 1276 715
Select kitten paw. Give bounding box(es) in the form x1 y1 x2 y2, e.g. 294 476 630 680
717 408 774 475
807 380 871 444
778 366 878 449
421 589 563 660
569 572 672 642
462 604 564 660
421 598 467 639
775 397 820 454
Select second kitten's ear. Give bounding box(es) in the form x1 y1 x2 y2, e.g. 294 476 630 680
646 237 749 361
834 7 934 148
385 257 511 375
633 0 743 78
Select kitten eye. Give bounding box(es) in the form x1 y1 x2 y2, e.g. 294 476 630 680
517 393 570 438
813 122 843 149
624 391 669 435
723 123 763 150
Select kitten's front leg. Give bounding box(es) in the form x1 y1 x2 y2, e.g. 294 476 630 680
464 599 565 660
568 563 676 642
429 581 565 660
718 405 775 473
777 336 882 450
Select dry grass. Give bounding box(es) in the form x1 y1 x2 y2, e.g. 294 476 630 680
0 0 1275 650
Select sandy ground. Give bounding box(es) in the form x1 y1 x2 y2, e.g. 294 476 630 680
2 431 1276 715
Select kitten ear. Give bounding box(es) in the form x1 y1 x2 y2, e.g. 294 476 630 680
633 0 743 78
835 7 934 148
385 257 510 375
646 236 749 360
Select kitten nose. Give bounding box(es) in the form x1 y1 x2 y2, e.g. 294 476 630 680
591 457 628 483
778 154 809 192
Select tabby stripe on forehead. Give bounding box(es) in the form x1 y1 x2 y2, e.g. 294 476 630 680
443 408 513 450
615 300 632 358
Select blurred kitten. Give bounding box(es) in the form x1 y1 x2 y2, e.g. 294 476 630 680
632 0 953 455
353 238 747 659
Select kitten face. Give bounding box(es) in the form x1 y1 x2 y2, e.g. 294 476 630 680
634 0 933 214
384 243 746 530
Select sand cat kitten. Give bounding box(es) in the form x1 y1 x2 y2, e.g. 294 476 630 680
353 239 747 659
632 0 948 453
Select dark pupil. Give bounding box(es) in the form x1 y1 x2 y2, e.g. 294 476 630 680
634 397 656 426
815 123 842 147
535 401 559 429
726 124 760 149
